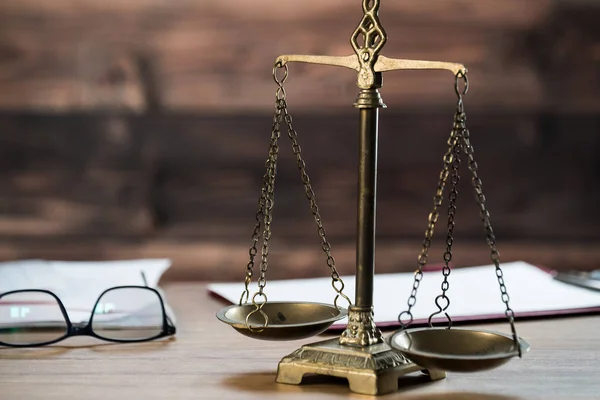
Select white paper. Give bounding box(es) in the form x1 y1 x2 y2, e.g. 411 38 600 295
208 261 600 329
0 259 175 327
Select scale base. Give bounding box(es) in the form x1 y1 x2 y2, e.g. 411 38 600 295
276 337 446 396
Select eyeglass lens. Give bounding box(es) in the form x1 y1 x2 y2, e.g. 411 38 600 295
0 291 68 346
91 287 164 341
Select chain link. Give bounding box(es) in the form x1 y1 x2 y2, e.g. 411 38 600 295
457 71 521 356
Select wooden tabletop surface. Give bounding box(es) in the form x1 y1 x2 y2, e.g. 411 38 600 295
1 283 599 400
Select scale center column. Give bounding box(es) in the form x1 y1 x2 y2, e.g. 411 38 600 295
340 84 386 347
275 74 442 397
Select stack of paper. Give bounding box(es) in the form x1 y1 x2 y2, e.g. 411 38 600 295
208 261 600 329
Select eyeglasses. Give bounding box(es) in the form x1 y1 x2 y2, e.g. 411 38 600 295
0 273 176 347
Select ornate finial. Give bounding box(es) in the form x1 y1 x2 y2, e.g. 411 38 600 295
350 0 387 89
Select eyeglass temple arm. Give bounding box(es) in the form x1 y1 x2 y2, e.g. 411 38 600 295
166 315 175 329
141 270 149 287
140 269 176 329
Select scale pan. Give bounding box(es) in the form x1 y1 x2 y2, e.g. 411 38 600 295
216 302 347 341
388 327 530 373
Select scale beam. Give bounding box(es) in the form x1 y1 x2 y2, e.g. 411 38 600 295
275 54 467 86
375 56 466 76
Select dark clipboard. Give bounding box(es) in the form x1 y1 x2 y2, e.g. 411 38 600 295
554 270 600 292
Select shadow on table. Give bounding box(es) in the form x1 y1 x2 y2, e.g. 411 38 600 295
223 371 521 399
0 337 176 359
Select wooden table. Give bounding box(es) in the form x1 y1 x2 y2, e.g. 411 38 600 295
1 283 599 399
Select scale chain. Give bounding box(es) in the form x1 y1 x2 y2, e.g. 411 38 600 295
239 70 284 331
399 71 522 358
276 63 351 308
457 71 521 356
427 99 464 328
256 106 280 294
241 64 352 330
240 156 270 305
240 92 282 306
397 108 461 327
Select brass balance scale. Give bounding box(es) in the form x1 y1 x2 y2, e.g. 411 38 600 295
216 0 530 395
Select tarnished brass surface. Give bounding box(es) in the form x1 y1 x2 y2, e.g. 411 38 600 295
388 327 531 373
216 302 346 341
354 99 379 312
353 87 386 109
374 56 467 75
275 54 467 89
339 305 383 347
276 337 446 396
349 0 386 89
275 54 359 71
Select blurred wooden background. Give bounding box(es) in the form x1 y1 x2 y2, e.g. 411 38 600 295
0 0 599 281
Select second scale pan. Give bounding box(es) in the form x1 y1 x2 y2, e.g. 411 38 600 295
388 327 530 372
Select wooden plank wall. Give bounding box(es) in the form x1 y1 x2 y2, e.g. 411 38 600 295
0 0 599 281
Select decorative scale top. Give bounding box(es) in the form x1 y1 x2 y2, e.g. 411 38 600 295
350 0 387 88
275 0 467 90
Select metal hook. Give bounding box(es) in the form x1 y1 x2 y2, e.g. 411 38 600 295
245 306 269 333
332 278 352 309
397 310 414 329
238 289 249 306
245 292 269 332
509 317 523 358
273 62 289 86
428 294 453 329
454 70 469 97
334 292 352 310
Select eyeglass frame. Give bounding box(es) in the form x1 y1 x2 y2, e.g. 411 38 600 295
0 284 176 348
